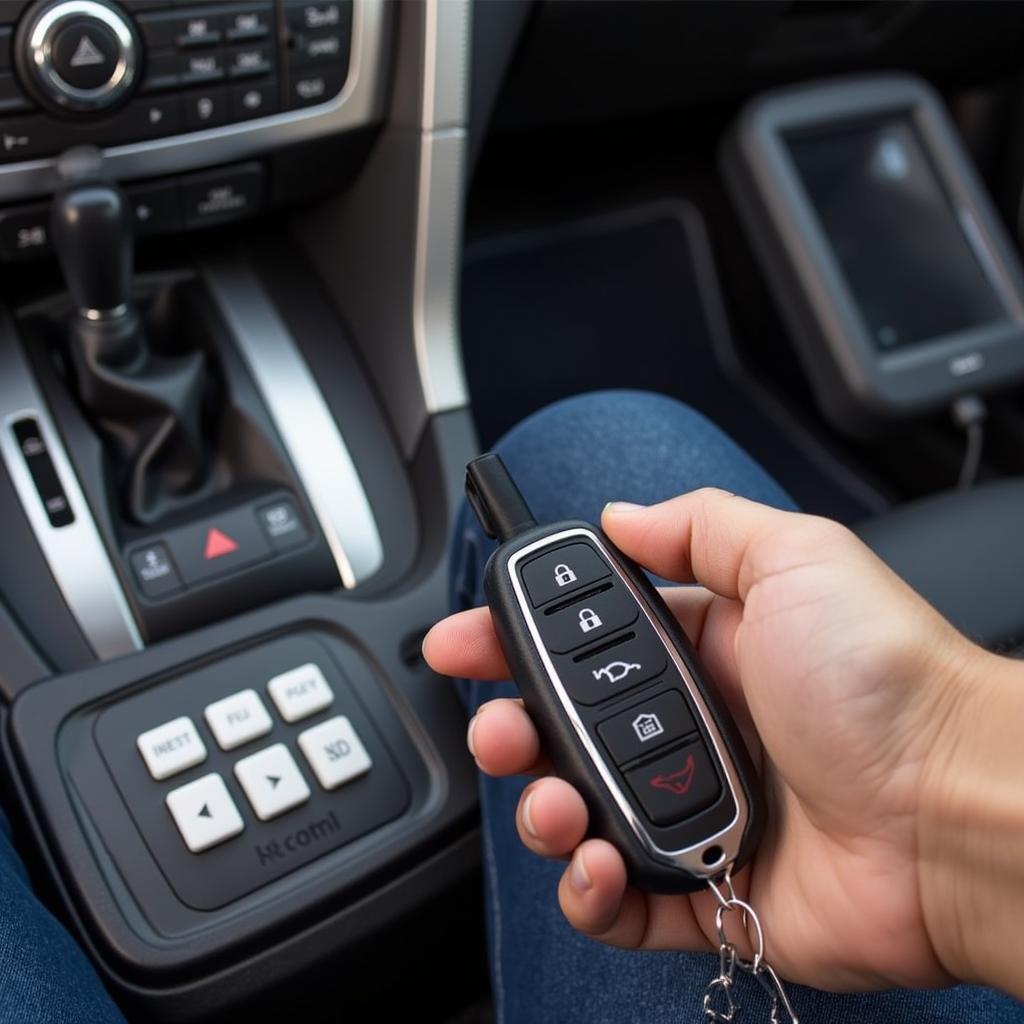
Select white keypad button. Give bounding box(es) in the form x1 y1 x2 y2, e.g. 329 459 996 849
165 773 244 853
298 715 372 791
267 662 334 723
137 716 207 781
233 743 311 821
204 689 273 751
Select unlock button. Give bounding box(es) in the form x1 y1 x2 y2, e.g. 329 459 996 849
521 542 612 607
538 584 639 654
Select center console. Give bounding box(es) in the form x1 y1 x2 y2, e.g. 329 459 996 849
0 1 481 1019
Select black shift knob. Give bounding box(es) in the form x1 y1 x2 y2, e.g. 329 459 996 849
51 154 134 317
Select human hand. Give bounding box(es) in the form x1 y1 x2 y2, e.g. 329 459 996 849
424 489 1009 993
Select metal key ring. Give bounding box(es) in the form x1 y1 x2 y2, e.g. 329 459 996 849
715 898 766 970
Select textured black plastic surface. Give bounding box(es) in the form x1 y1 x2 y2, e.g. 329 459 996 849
483 522 763 893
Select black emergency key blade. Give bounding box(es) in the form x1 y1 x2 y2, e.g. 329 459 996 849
466 453 763 893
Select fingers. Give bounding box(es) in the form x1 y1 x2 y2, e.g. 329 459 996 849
555 840 713 952
422 606 509 681
602 489 838 600
516 777 588 856
469 698 549 776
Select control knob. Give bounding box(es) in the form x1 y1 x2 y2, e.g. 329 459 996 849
17 0 139 114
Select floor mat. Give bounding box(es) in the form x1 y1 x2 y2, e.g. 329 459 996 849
461 201 888 523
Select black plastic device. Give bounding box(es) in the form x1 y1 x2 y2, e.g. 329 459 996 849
466 454 762 892
723 74 1024 435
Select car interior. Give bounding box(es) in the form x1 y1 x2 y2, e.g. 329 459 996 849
2 1 1024 1021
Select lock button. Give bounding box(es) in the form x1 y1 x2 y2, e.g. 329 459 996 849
521 542 612 607
537 584 639 654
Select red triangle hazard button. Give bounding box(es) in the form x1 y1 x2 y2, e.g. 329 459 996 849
204 527 239 560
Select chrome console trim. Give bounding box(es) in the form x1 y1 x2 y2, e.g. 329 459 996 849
413 0 470 418
0 313 143 659
202 257 383 589
0 0 389 202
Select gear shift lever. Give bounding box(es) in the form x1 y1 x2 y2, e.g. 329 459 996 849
51 148 135 323
51 147 209 524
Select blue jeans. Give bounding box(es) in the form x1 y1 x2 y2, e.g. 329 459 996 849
450 390 1024 1024
0 810 125 1023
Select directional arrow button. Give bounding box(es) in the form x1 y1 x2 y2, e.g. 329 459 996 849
166 773 244 853
234 743 310 821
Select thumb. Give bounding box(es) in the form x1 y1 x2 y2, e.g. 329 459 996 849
601 488 801 600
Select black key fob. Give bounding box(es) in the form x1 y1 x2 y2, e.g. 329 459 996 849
466 454 763 893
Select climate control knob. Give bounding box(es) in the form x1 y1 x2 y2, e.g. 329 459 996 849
17 0 139 114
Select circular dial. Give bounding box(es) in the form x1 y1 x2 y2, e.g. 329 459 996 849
18 0 139 113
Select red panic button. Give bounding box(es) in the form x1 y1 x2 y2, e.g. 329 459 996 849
625 743 722 827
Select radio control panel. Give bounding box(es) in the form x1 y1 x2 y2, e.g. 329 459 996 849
0 0 353 162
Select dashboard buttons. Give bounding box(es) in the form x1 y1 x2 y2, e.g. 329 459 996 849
288 68 345 109
234 742 311 820
11 417 74 525
181 162 264 226
228 45 271 78
125 178 182 235
286 2 347 32
183 85 227 129
230 79 276 120
225 6 272 43
137 715 207 780
51 19 119 90
179 50 225 85
268 662 334 723
118 93 181 139
162 503 272 585
0 205 51 259
292 31 344 66
204 688 273 751
624 743 721 827
257 497 309 551
175 12 222 50
130 542 183 598
298 715 372 790
19 0 139 113
0 115 62 161
166 772 244 852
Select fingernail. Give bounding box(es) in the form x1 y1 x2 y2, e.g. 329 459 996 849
603 501 644 515
570 850 592 893
521 789 539 838
466 712 480 757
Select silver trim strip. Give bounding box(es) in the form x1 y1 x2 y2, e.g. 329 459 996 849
412 0 470 421
0 0 388 202
202 258 383 588
508 528 749 878
0 313 143 659
413 126 468 416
